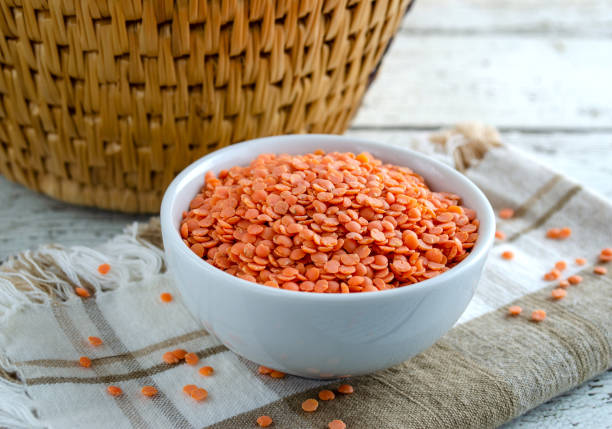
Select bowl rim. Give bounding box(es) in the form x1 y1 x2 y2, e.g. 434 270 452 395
160 134 496 302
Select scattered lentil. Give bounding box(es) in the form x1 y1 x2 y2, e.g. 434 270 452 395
328 419 347 429
141 386 158 397
543 269 561 281
172 349 187 360
575 257 587 266
160 293 173 302
301 398 319 412
79 356 91 368
554 261 567 271
594 266 607 275
499 208 514 219
568 275 583 285
184 353 199 365
559 227 572 239
75 287 91 298
269 370 285 379
337 384 354 394
600 248 612 262
531 309 547 322
199 366 214 376
257 416 273 427
501 251 514 260
107 386 123 397
548 227 572 239
181 151 479 292
88 336 103 346
551 288 567 300
318 390 335 401
258 366 273 375
98 263 111 275
558 279 570 288
190 388 208 401
183 385 197 395
508 305 522 316
163 352 180 364
495 230 506 240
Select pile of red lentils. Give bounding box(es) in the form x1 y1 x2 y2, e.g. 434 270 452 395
180 151 479 292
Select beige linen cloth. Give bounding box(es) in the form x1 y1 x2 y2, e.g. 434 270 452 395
1 124 610 429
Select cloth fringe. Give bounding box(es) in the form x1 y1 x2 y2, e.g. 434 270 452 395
0 221 164 322
0 353 44 429
429 121 502 171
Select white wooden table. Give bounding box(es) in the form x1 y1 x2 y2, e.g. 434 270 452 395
1 1 610 426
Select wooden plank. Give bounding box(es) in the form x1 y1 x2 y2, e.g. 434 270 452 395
353 35 612 129
401 0 612 37
0 178 148 261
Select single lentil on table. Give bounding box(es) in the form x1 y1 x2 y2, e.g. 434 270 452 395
180 151 479 292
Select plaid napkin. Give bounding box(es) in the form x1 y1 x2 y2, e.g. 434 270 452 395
1 125 610 429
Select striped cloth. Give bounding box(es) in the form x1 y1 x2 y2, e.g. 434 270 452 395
1 126 611 429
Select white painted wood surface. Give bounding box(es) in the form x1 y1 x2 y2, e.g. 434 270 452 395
402 0 612 36
1 0 611 426
354 35 612 129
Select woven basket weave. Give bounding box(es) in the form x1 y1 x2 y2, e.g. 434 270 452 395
0 0 412 213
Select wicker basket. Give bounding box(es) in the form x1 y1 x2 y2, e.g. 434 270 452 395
0 0 412 213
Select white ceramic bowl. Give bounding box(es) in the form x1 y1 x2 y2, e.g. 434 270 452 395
161 135 495 378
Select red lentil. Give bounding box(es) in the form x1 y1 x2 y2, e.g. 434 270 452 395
199 366 214 376
184 353 199 365
508 305 522 316
551 288 567 300
258 366 273 375
531 309 546 322
160 293 173 302
107 386 123 397
318 390 335 401
543 269 561 281
75 287 91 298
141 386 158 397
79 356 91 368
98 263 111 275
190 388 208 401
257 416 273 427
183 384 197 394
575 257 587 266
328 420 347 429
568 275 583 285
301 398 319 412
548 227 571 239
499 208 514 219
181 151 479 292
594 266 607 275
88 336 103 346
554 261 567 271
495 230 506 240
600 248 612 262
269 370 285 379
501 251 514 260
163 352 180 364
546 228 561 239
558 279 570 288
338 384 354 394
172 349 187 360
